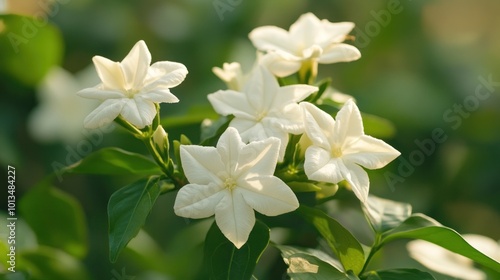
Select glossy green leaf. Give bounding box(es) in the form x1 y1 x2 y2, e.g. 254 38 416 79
275 245 360 280
362 268 435 280
0 15 63 86
19 186 87 259
381 213 500 273
67 147 161 176
108 177 161 262
18 246 90 280
201 220 270 280
298 206 365 275
362 195 412 233
287 181 322 192
200 116 232 146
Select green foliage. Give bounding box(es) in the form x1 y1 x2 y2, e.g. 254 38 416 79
201 220 270 280
275 245 359 280
380 213 500 273
361 268 435 280
108 176 162 262
19 186 87 259
161 105 219 129
66 147 161 176
362 195 412 233
298 205 365 275
18 246 90 280
0 15 63 86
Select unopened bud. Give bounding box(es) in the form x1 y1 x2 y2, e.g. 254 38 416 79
152 125 169 153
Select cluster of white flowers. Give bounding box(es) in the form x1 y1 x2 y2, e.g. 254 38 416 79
78 13 400 248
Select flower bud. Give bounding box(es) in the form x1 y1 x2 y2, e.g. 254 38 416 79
152 125 169 153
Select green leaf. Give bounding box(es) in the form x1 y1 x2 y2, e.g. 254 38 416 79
287 181 322 192
108 176 161 262
202 220 270 280
200 116 232 146
161 105 219 129
381 213 500 273
18 246 90 280
275 245 360 280
19 186 87 259
67 147 161 176
0 15 63 86
298 206 365 275
362 195 412 233
362 268 435 280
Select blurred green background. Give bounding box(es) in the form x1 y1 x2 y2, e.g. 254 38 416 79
1 0 499 279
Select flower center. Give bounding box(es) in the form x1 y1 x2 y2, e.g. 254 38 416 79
255 111 267 122
224 177 237 191
124 88 139 98
331 146 343 158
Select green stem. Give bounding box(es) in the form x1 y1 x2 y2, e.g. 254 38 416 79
142 137 184 189
360 233 382 275
114 115 185 190
114 116 144 138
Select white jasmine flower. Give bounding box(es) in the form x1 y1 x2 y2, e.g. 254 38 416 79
208 66 317 160
407 234 500 280
78 40 188 129
174 127 299 248
28 66 100 144
249 12 361 77
300 100 400 203
212 62 245 91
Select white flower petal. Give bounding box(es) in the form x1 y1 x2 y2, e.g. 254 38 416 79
83 99 125 129
77 87 125 100
249 26 294 54
290 13 322 47
144 61 188 90
319 43 361 64
138 89 179 103
243 66 280 114
333 99 364 145
301 102 334 150
304 146 344 184
120 40 151 90
240 176 299 216
174 183 225 219
215 191 255 249
342 161 370 203
232 120 268 144
120 97 156 128
343 135 400 169
180 145 226 185
208 90 255 119
275 84 317 107
236 137 280 178
216 127 245 176
321 21 355 42
259 52 302 77
92 56 126 90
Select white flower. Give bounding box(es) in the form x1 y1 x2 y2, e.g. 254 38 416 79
208 66 317 160
28 66 100 144
300 100 400 203
407 234 500 280
78 40 188 129
174 127 299 248
212 62 245 91
249 12 361 77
